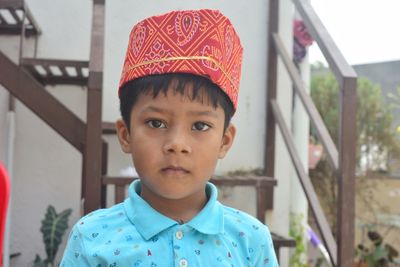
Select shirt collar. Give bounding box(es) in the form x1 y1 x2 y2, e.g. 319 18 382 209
186 182 224 235
124 180 224 240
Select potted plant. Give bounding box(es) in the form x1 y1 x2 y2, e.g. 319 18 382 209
355 230 399 267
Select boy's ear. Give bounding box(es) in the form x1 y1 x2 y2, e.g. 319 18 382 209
218 123 236 159
116 119 131 153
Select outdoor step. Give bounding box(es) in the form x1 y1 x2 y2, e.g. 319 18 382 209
271 232 296 260
20 57 89 86
0 0 41 36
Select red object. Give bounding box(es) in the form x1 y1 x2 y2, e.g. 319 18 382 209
119 9 243 111
308 143 323 169
0 162 11 267
293 20 314 47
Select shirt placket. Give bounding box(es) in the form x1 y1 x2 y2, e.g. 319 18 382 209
173 226 189 267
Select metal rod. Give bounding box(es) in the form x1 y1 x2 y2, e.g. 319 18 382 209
271 100 337 266
18 0 27 63
272 33 339 172
337 77 357 267
83 0 105 214
264 0 280 210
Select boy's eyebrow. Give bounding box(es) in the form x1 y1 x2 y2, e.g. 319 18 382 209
140 106 165 114
141 106 219 118
187 110 220 118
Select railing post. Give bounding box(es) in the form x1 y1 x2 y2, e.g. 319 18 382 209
83 0 105 214
265 0 279 210
101 141 108 208
337 76 357 267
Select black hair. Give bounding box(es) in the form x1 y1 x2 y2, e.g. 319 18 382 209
119 73 234 132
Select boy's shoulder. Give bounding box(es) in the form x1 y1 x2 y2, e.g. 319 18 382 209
221 204 273 240
72 199 273 243
220 204 277 264
222 205 267 227
74 202 127 233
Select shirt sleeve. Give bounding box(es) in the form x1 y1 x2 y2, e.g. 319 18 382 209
252 225 279 267
60 224 91 267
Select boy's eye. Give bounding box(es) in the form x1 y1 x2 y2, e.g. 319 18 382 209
192 122 210 131
147 120 166 129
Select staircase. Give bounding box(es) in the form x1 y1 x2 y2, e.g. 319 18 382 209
20 58 89 85
0 0 104 214
0 0 40 36
0 0 358 266
266 0 357 266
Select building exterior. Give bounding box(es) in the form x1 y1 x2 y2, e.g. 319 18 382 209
0 1 308 266
0 0 359 266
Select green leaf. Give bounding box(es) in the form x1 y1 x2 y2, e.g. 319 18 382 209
371 244 389 262
40 205 72 266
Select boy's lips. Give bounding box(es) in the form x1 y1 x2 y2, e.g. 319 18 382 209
161 166 190 174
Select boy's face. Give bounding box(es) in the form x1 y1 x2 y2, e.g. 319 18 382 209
116 85 236 204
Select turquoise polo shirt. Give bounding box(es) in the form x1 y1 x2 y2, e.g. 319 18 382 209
60 180 279 267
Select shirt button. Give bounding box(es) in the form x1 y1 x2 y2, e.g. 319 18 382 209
179 258 188 267
175 230 184 240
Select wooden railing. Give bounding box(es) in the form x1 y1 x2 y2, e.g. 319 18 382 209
266 0 357 266
0 51 86 152
83 0 105 214
0 0 41 36
101 175 277 221
1 0 106 214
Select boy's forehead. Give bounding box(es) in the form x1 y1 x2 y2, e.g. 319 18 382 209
139 85 219 110
119 9 243 112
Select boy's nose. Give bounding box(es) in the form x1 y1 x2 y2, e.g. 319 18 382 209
163 130 192 155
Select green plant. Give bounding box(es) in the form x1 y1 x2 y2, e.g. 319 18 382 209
309 70 400 235
33 205 72 267
387 86 400 140
356 230 399 267
310 72 400 169
289 212 308 267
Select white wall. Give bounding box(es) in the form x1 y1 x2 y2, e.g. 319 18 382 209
0 1 300 266
103 0 270 174
1 1 90 266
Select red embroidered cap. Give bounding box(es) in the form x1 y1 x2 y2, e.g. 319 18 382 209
119 9 243 110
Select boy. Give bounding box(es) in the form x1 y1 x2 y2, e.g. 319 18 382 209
61 9 278 266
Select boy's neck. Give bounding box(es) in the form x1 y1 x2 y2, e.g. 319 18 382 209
140 185 208 224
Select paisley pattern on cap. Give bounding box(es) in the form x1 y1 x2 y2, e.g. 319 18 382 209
119 9 243 111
